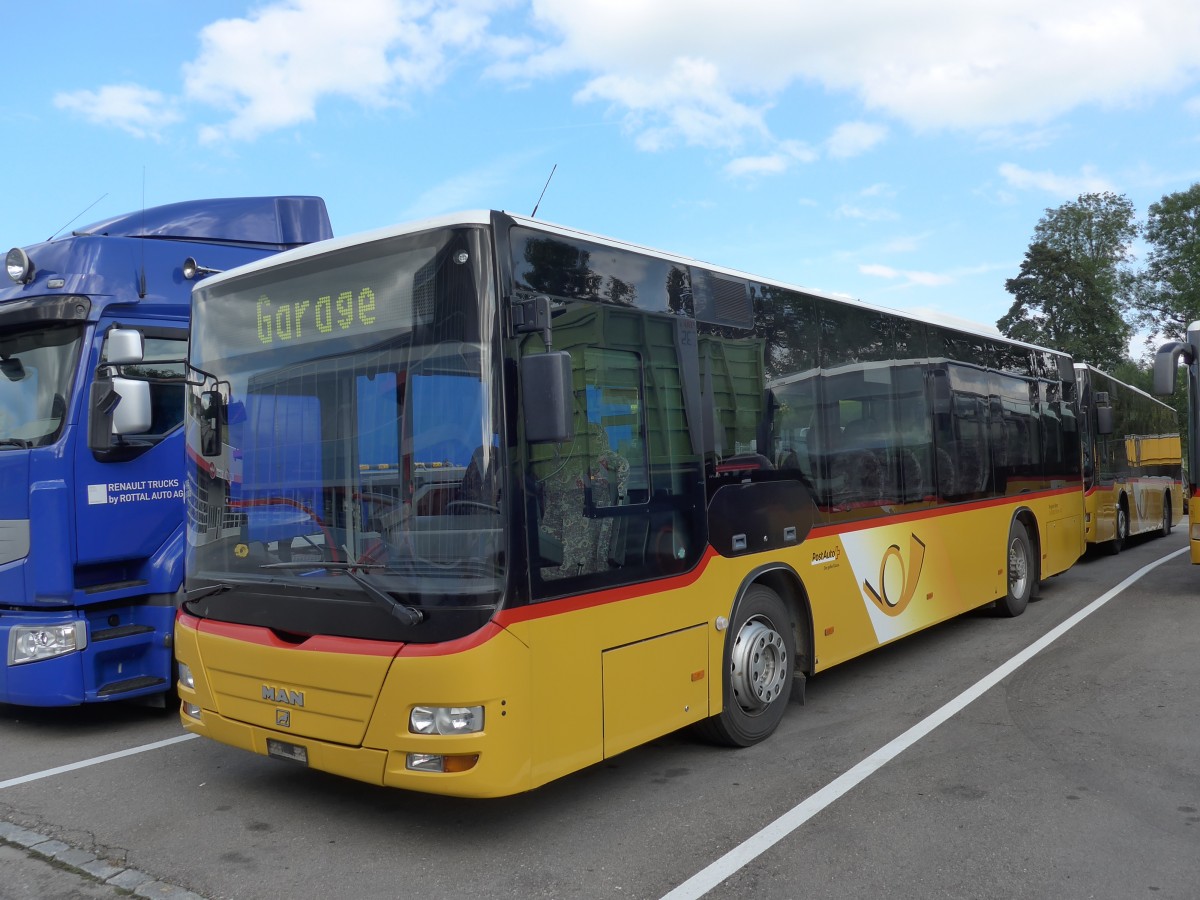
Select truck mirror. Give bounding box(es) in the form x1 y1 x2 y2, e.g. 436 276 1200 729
522 351 574 444
105 328 145 365
111 377 152 434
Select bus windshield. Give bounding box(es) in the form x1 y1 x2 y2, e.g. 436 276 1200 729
0 321 82 449
185 225 504 640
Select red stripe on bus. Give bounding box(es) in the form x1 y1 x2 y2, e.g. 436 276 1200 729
807 486 1082 539
495 546 720 628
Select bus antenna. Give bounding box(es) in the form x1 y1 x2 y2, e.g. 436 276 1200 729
46 193 108 242
531 164 557 218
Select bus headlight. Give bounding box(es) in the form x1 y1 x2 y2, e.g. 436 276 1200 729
177 661 195 690
409 705 484 735
8 622 87 665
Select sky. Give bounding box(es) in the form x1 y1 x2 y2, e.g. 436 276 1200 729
5 1 1200 354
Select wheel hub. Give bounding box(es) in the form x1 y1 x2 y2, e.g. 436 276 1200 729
1008 537 1028 596
730 618 788 713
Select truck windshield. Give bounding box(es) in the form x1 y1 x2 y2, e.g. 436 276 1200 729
185 225 505 640
0 322 82 448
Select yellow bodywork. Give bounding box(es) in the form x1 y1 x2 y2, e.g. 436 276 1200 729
178 489 1083 797
1083 479 1183 546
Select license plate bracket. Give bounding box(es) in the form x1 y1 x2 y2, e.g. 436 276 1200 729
266 738 309 765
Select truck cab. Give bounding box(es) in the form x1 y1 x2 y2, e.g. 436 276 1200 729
0 196 331 705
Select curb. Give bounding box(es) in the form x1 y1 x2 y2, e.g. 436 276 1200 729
0 821 204 899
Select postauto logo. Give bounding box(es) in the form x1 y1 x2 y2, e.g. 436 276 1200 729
861 534 927 618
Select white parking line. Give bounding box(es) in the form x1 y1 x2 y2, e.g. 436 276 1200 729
662 545 1188 900
0 733 199 790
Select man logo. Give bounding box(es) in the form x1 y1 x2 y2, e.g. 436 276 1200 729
863 533 926 617
276 709 291 728
262 685 305 706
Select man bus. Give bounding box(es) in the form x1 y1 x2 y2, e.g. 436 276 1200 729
176 211 1085 796
1075 364 1182 554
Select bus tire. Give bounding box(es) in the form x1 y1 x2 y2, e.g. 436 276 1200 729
996 520 1032 618
699 584 795 747
1160 495 1172 537
1104 501 1129 555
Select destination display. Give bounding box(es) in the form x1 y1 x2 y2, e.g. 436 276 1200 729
195 241 439 361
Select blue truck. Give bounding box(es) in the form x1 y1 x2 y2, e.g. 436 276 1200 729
0 196 331 706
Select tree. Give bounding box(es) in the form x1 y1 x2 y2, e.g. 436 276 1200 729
999 192 1138 368
1033 191 1138 275
998 241 1130 369
1132 183 1200 344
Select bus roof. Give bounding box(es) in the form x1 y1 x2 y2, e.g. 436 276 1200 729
198 209 1066 360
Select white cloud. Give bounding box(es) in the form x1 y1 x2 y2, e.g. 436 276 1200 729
826 121 888 159
998 162 1115 196
508 0 1200 146
53 0 1200 152
576 56 770 151
53 84 181 140
837 204 899 222
183 0 506 142
725 140 817 177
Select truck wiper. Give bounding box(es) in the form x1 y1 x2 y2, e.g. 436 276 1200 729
0 438 32 449
261 561 423 625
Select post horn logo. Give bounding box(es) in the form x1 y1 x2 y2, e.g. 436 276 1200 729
863 533 926 617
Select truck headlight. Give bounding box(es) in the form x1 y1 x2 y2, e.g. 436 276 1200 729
409 705 484 735
8 621 87 665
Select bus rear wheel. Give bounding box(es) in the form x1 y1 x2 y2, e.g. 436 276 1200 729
1159 495 1173 537
1105 502 1128 555
996 520 1032 618
698 584 795 747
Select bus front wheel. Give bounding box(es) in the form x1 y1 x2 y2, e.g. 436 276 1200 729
699 584 795 747
996 520 1032 618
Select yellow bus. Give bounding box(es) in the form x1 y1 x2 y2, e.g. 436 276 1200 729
1154 324 1200 562
176 212 1085 797
1076 364 1183 554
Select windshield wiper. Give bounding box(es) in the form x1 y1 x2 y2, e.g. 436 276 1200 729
184 575 318 607
0 438 32 449
261 562 423 625
185 583 232 602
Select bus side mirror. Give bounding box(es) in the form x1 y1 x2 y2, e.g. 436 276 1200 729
199 389 224 457
1153 341 1194 396
1094 394 1114 436
522 351 574 444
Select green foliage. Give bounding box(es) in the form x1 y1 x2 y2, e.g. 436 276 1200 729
999 240 1130 369
1132 183 1200 345
999 192 1139 370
